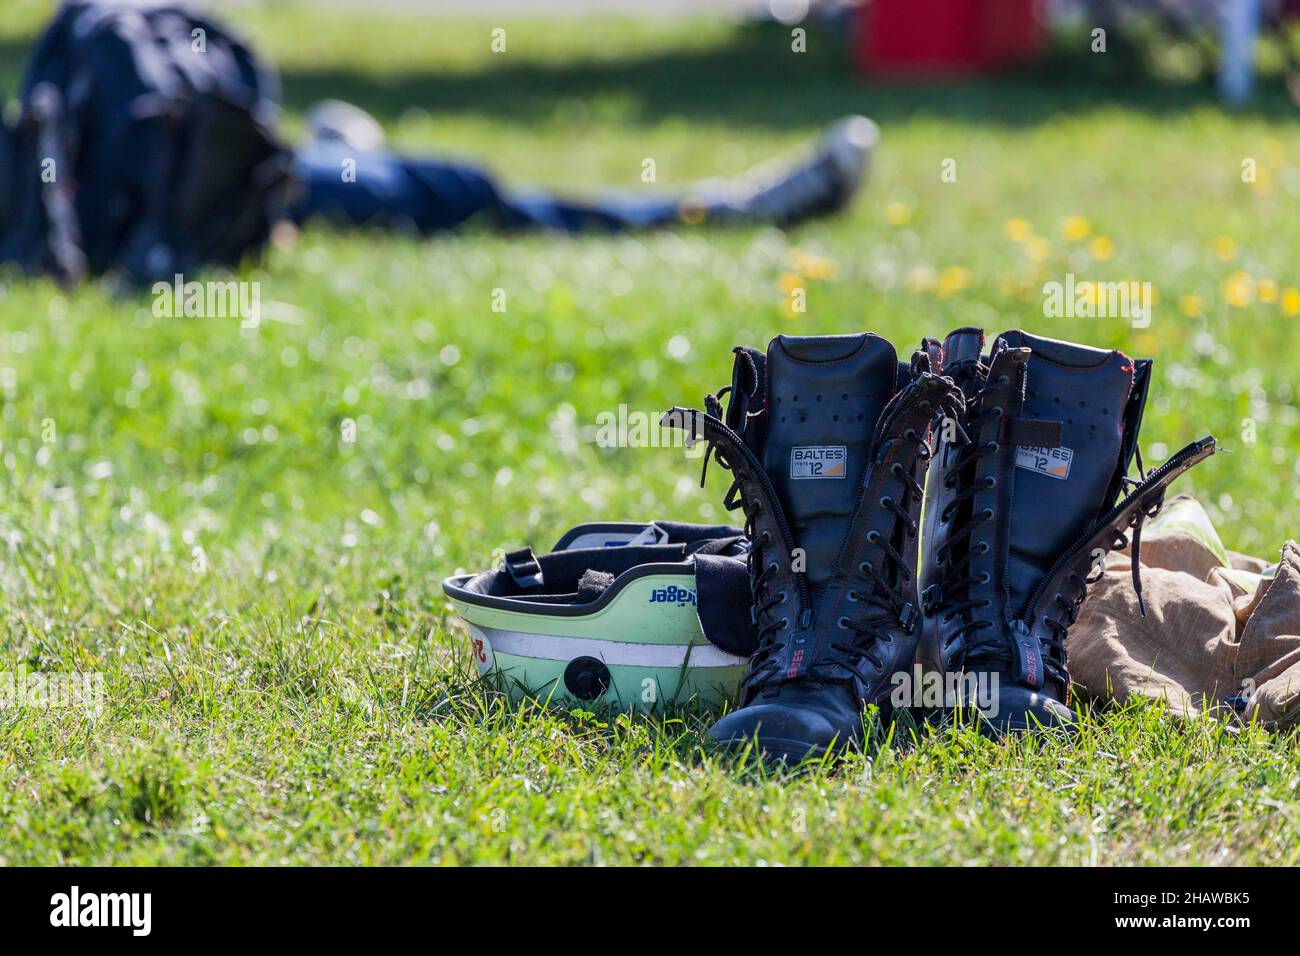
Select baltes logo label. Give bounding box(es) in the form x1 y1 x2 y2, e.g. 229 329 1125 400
649 585 696 606
790 445 847 479
1015 444 1073 481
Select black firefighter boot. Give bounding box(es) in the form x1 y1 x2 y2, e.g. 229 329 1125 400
663 333 959 763
916 328 1216 734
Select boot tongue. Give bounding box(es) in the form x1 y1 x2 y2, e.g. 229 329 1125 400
992 330 1136 612
762 333 899 593
940 326 985 373
939 327 988 401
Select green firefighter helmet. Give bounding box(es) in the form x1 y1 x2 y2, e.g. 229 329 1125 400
443 521 753 711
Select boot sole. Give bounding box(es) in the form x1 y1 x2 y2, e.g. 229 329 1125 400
712 734 847 767
913 706 1078 740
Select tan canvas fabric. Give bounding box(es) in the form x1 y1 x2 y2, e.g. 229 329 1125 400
1235 543 1300 726
1066 500 1300 729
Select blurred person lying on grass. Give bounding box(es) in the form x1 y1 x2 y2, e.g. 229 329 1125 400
292 100 879 235
0 1 877 287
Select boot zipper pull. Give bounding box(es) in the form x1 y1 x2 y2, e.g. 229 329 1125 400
1009 619 1044 690
799 608 812 630
1131 506 1149 617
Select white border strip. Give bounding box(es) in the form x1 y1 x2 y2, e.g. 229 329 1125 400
479 626 746 668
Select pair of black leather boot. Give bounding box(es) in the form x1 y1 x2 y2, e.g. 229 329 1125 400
664 328 1215 763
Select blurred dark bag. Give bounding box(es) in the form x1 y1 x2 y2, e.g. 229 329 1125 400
0 1 294 284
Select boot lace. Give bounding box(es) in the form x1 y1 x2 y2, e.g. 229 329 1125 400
823 439 928 681
687 389 795 694
1041 488 1162 689
927 374 1010 673
737 502 796 692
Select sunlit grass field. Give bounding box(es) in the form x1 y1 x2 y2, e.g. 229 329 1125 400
1 0 1298 864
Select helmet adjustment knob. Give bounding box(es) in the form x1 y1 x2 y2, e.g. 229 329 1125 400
563 656 612 701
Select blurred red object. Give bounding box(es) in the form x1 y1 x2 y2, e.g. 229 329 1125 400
857 0 1047 75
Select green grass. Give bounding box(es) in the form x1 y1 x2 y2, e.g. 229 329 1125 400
2 0 1300 864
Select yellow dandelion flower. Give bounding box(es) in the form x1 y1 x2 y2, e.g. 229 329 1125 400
1252 166 1275 198
789 249 838 281
1087 236 1114 261
1002 218 1033 242
1179 294 1203 317
1257 278 1278 303
1213 235 1236 262
679 203 708 226
884 201 912 227
1060 216 1091 242
1223 271 1255 308
777 272 804 295
1281 287 1300 316
936 266 971 299
807 259 839 281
